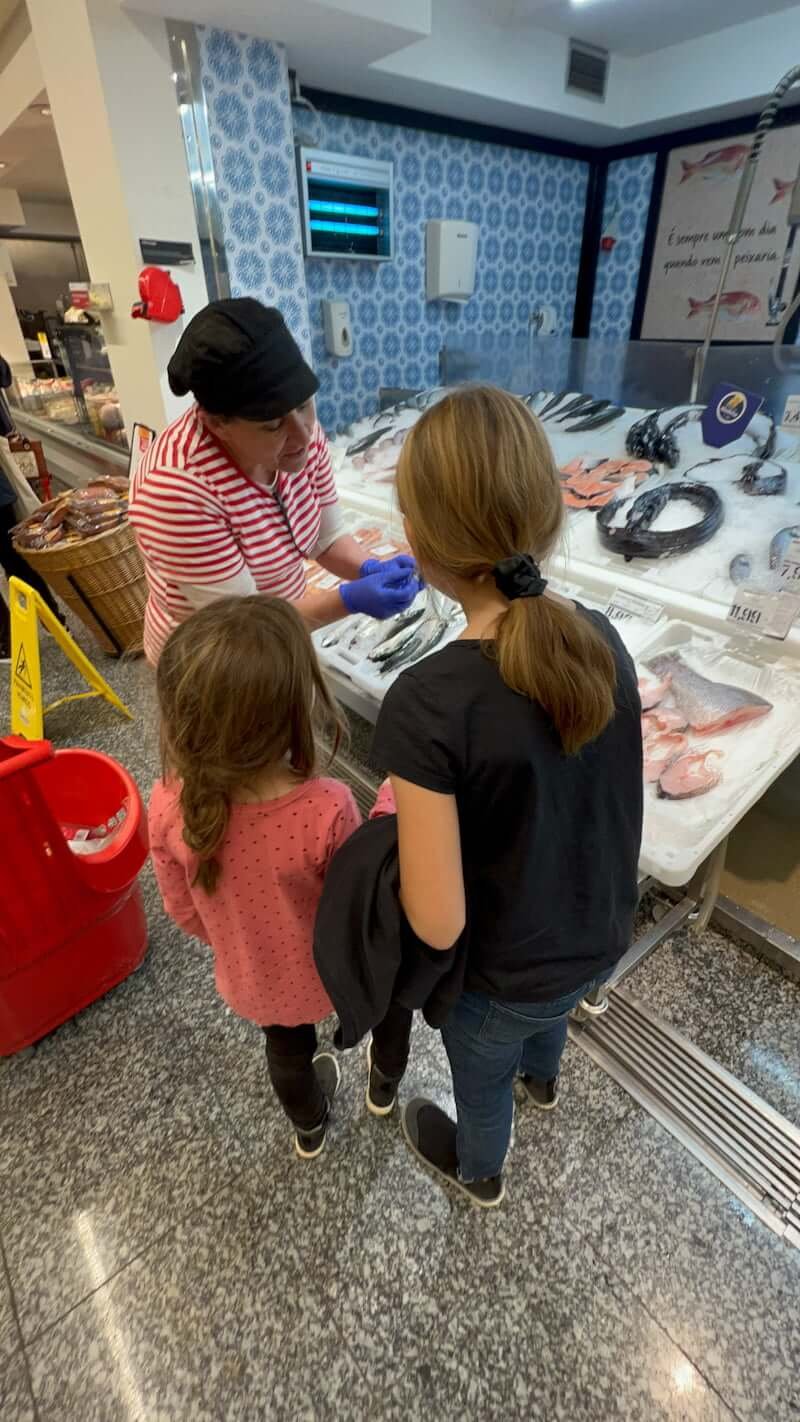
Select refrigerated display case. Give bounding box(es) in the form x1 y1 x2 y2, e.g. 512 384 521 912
5 318 128 456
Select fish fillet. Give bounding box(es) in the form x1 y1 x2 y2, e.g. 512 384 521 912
658 751 723 800
642 705 688 736
646 652 772 735
638 674 671 712
644 732 689 783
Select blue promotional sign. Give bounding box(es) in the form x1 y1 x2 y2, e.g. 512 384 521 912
701 382 764 449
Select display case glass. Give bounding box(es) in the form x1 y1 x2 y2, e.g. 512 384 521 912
5 319 128 453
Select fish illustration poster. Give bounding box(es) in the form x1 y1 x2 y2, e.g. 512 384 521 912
640 126 800 341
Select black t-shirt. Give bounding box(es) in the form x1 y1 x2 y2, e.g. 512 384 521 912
371 607 643 1002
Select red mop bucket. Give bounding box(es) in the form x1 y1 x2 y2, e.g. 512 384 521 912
0 736 149 1055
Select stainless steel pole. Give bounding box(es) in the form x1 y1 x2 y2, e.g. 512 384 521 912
690 65 800 403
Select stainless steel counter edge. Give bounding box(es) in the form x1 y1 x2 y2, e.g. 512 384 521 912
12 410 128 489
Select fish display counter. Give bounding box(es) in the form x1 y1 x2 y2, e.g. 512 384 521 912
318 358 800 915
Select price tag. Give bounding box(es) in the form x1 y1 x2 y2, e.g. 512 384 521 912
780 394 800 430
727 587 800 640
778 536 800 586
604 589 665 625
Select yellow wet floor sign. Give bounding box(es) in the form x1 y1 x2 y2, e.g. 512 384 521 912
8 577 133 739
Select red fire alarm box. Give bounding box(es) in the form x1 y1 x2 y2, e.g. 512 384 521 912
131 266 184 323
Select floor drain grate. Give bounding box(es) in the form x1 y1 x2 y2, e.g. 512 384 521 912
571 990 800 1248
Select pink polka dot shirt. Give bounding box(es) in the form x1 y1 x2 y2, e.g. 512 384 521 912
149 777 362 1027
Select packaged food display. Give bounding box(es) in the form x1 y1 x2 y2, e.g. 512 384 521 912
13 476 130 550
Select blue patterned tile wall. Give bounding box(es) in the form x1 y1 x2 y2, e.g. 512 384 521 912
197 28 311 358
590 153 656 343
303 110 589 430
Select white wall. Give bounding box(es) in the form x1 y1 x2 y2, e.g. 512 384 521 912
25 0 208 433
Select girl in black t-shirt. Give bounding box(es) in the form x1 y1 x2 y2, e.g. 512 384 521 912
372 384 642 1208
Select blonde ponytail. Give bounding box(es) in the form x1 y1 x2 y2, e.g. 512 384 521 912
396 384 619 756
494 597 616 755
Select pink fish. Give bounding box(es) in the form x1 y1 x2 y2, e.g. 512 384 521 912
680 145 749 182
638 674 671 712
658 751 723 801
771 177 794 204
644 732 689 783
687 290 761 320
642 705 688 737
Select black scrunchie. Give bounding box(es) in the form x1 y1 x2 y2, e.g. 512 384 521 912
493 554 547 601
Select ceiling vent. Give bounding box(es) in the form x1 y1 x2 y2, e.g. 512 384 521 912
566 40 608 102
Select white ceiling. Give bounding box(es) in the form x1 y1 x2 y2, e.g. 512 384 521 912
0 94 72 205
490 0 800 57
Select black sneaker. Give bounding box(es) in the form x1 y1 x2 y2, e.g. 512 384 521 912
366 1037 400 1117
520 1075 559 1110
294 1052 341 1160
401 1097 505 1209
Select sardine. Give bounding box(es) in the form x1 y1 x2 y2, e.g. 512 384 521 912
657 751 723 800
597 482 723 561
645 652 772 735
563 405 625 433
380 617 448 675
769 524 800 571
369 623 420 665
368 604 426 660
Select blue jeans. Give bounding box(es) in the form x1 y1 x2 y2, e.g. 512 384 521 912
440 974 612 1182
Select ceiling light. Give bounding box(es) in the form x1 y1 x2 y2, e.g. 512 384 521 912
40 106 52 117
0 162 7 170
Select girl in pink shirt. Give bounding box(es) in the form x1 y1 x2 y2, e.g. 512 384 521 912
149 594 361 1159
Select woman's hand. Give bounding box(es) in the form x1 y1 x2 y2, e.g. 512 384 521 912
340 562 421 620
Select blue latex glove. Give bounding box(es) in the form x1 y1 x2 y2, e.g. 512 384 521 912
359 553 417 580
340 563 420 619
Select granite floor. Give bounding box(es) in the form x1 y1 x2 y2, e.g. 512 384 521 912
2 616 800 1420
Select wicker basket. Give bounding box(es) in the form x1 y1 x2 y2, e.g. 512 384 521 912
14 517 147 656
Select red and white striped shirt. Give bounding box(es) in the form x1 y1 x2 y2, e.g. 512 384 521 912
129 406 338 663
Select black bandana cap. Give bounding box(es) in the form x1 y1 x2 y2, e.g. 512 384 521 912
167 298 319 422
493 554 548 601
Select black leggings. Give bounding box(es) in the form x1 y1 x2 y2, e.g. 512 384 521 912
263 1002 414 1131
0 501 60 617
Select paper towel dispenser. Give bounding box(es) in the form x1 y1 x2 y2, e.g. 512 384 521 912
426 220 478 302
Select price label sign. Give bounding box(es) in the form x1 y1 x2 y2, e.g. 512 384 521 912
727 587 800 640
778 536 800 586
604 589 665 625
780 394 800 430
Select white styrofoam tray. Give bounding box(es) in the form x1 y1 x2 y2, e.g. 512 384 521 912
634 619 800 885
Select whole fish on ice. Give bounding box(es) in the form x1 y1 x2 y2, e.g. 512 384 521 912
687 291 761 320
680 145 749 183
645 652 772 735
658 751 724 800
